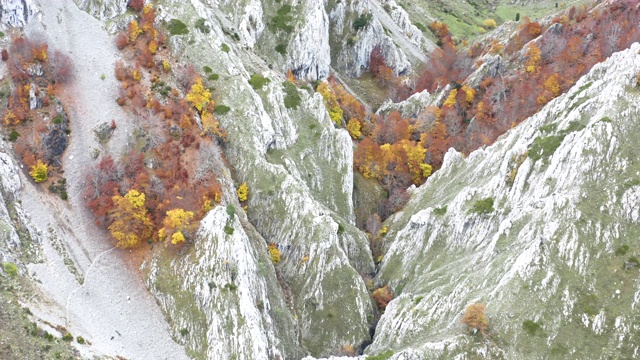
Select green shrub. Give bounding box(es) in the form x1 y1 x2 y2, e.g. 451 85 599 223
221 43 230 53
224 225 234 235
600 117 612 123
3 262 18 277
269 5 294 33
522 320 543 336
248 74 270 90
615 245 629 256
353 13 373 31
203 66 212 73
195 18 210 34
275 43 287 55
53 114 63 124
470 197 494 215
213 105 231 115
337 223 345 235
433 206 447 216
167 19 189 35
8 129 19 141
62 333 73 342
179 328 189 336
208 73 219 81
226 204 236 217
76 336 86 344
282 81 301 109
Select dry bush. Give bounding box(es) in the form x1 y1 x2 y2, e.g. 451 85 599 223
114 60 128 81
1 49 8 61
115 32 129 50
176 64 197 91
10 37 32 60
128 0 144 11
372 286 394 311
49 50 73 84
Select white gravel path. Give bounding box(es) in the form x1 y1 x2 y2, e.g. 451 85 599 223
17 1 190 359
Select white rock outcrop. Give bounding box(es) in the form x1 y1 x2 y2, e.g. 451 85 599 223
0 0 37 28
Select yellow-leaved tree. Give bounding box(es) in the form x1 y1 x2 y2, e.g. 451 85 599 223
108 189 153 248
186 78 212 113
237 182 249 202
29 160 48 183
525 45 541 73
346 119 362 139
443 89 457 107
317 82 343 125
158 208 195 245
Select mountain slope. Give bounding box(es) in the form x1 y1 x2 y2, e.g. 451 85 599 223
369 42 640 358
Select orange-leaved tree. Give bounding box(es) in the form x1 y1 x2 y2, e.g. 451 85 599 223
461 303 488 336
108 189 153 248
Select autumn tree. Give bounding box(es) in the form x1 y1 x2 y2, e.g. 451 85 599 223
317 82 342 124
158 208 195 245
108 189 153 248
186 77 212 113
29 160 48 183
372 286 394 311
237 182 249 202
461 303 488 336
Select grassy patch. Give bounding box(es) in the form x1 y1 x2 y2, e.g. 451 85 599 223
615 245 629 256
366 351 394 360
224 225 234 235
213 105 231 115
248 74 270 90
282 81 301 109
220 43 230 53
469 197 494 215
529 134 565 161
167 19 189 35
208 74 219 81
539 123 558 133
433 206 447 216
522 319 543 336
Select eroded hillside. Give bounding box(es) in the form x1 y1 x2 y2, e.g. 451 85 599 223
0 0 639 359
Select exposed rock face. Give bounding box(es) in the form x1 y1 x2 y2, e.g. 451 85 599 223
365 43 640 358
145 206 302 360
328 0 414 77
73 0 127 21
0 150 27 267
380 0 431 52
0 0 37 29
287 0 331 80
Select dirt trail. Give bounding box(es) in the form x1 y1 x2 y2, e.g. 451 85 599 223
18 1 189 359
